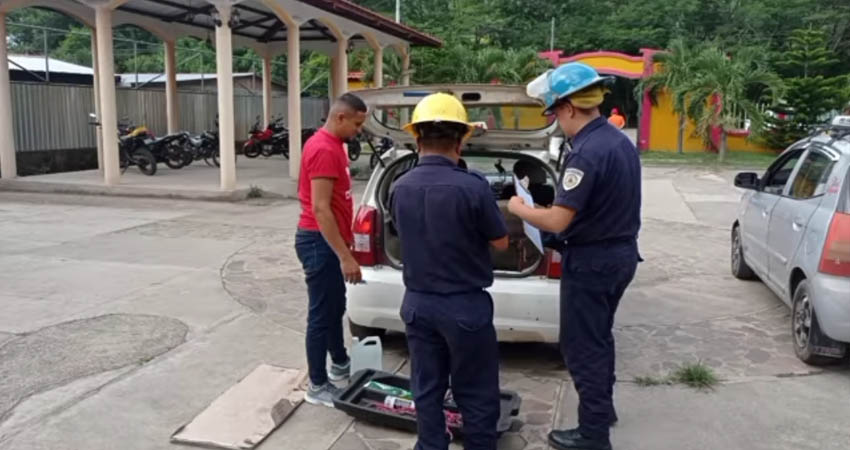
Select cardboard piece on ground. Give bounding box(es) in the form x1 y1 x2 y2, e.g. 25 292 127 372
171 364 307 450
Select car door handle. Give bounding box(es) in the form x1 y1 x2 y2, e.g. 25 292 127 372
792 217 805 231
762 209 769 218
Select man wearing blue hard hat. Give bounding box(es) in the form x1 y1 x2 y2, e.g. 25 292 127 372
509 62 642 450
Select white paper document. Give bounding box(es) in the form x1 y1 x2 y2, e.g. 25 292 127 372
513 175 544 254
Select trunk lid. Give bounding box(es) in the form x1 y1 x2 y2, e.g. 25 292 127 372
355 84 560 152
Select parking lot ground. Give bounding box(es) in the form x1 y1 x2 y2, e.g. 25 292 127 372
0 165 847 450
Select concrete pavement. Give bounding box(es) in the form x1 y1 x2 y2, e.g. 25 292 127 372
0 165 847 450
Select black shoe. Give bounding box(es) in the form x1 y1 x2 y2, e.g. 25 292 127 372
548 429 612 450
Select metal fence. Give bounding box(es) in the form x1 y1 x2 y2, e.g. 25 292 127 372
10 82 329 152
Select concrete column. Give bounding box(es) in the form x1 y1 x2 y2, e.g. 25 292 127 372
94 6 120 185
91 29 104 174
164 39 179 134
287 24 302 180
214 3 237 191
0 13 17 179
401 46 410 86
329 55 338 100
262 53 272 128
335 37 349 96
373 46 383 88
399 45 411 127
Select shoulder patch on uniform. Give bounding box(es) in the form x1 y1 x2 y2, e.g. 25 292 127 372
562 168 584 191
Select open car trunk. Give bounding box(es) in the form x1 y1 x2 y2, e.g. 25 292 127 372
377 151 557 276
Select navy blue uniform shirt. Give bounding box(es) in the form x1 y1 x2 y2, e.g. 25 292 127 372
555 116 641 245
390 155 508 295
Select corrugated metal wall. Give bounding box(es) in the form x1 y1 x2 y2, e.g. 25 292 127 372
10 82 329 152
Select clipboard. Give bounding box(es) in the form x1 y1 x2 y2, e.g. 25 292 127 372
513 175 544 254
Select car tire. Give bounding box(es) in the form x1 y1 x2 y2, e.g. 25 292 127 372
731 225 757 280
349 319 385 341
792 280 845 365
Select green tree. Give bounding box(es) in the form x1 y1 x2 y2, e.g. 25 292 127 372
638 39 702 154
682 46 784 162
762 28 850 148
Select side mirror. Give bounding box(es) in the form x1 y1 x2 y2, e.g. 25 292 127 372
734 172 760 190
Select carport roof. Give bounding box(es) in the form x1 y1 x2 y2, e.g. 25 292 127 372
115 0 442 47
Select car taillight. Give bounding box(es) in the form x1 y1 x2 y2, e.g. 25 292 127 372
819 212 850 277
546 250 562 279
352 205 380 266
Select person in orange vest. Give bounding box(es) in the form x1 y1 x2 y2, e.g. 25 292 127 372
607 108 626 129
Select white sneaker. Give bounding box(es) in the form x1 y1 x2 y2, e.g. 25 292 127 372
304 382 342 408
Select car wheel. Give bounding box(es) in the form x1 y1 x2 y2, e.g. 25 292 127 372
349 319 385 341
792 280 844 365
731 225 757 280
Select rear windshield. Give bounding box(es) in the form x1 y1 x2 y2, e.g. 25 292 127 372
372 105 551 131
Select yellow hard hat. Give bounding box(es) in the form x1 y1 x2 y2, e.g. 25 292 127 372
403 93 474 139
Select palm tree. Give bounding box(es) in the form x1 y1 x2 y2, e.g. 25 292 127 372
682 46 783 162
638 39 699 154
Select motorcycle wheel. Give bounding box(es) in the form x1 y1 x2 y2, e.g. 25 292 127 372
261 143 275 157
181 148 194 168
243 142 261 158
164 144 185 169
119 149 130 174
211 148 220 168
348 140 361 161
133 148 157 176
370 151 380 169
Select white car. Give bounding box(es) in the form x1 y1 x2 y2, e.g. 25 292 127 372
347 85 566 343
732 115 850 364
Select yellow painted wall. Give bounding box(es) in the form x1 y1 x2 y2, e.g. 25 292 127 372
648 89 775 154
348 80 371 91
572 55 644 78
499 105 548 130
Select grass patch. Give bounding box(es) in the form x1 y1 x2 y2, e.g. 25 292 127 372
634 362 720 390
670 362 719 390
641 150 778 169
247 185 264 199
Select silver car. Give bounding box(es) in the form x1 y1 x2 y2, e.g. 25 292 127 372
346 85 568 343
732 115 850 365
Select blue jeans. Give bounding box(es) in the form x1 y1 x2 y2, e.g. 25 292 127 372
295 229 349 386
560 240 639 440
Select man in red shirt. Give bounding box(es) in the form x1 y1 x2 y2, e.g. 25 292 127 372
295 93 367 407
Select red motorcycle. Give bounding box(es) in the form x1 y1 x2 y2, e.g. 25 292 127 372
243 115 288 159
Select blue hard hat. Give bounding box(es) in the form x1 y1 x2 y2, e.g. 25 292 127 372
527 62 615 114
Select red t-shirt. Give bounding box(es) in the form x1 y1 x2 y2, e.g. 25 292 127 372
298 128 354 244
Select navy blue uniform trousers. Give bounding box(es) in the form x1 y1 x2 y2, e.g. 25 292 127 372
560 240 638 440
401 289 500 450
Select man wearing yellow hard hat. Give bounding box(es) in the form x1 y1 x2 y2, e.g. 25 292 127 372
391 92 509 450
510 63 643 450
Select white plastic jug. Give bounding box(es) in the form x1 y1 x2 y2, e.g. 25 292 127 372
350 336 383 376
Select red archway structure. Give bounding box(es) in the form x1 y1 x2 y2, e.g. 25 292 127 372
539 49 660 150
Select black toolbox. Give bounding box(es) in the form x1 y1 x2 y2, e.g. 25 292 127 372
333 369 521 438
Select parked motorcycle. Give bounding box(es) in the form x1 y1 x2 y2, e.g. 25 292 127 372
185 127 220 167
243 115 288 159
90 114 157 176
143 131 192 169
368 134 395 169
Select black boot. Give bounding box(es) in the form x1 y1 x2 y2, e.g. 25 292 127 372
548 428 612 450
